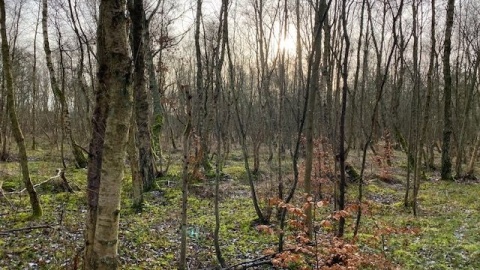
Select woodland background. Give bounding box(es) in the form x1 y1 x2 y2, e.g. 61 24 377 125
1 0 480 269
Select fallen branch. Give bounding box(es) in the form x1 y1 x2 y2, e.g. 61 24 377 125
0 224 53 235
223 254 274 270
13 169 74 194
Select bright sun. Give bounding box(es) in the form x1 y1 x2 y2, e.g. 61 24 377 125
279 37 296 54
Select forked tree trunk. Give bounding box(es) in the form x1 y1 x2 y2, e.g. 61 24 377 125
42 0 87 169
0 0 42 217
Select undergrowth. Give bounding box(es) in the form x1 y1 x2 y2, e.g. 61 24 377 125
0 143 479 269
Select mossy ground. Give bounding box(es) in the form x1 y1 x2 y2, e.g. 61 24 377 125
0 145 479 269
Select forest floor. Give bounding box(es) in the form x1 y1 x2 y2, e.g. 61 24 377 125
0 144 480 269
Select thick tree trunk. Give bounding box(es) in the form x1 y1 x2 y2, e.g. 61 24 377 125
86 0 133 269
0 0 42 218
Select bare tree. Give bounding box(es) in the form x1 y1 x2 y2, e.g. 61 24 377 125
0 0 42 218
42 0 87 168
337 0 350 237
304 0 327 238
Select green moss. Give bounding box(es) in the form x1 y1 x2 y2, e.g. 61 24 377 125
223 165 247 181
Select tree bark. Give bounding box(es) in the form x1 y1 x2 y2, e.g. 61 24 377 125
86 0 133 269
129 0 157 192
441 0 456 180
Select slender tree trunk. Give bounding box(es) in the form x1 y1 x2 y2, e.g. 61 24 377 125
212 0 228 267
411 0 422 216
145 0 164 172
441 0 456 180
0 0 42 218
42 0 87 169
68 0 91 131
466 133 480 176
129 0 157 191
179 86 192 270
455 58 479 177
337 0 350 237
31 2 41 150
353 0 367 238
127 117 143 209
277 0 288 216
421 0 436 171
304 0 326 238
193 0 211 174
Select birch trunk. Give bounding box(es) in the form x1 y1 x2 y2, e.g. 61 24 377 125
89 0 133 268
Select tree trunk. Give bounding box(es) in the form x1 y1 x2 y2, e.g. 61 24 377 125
337 0 350 237
466 133 480 176
31 2 41 151
179 86 192 270
129 0 157 191
421 0 436 171
441 0 456 180
86 0 133 269
212 0 228 266
304 0 326 238
454 58 479 177
127 117 143 210
0 0 42 218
